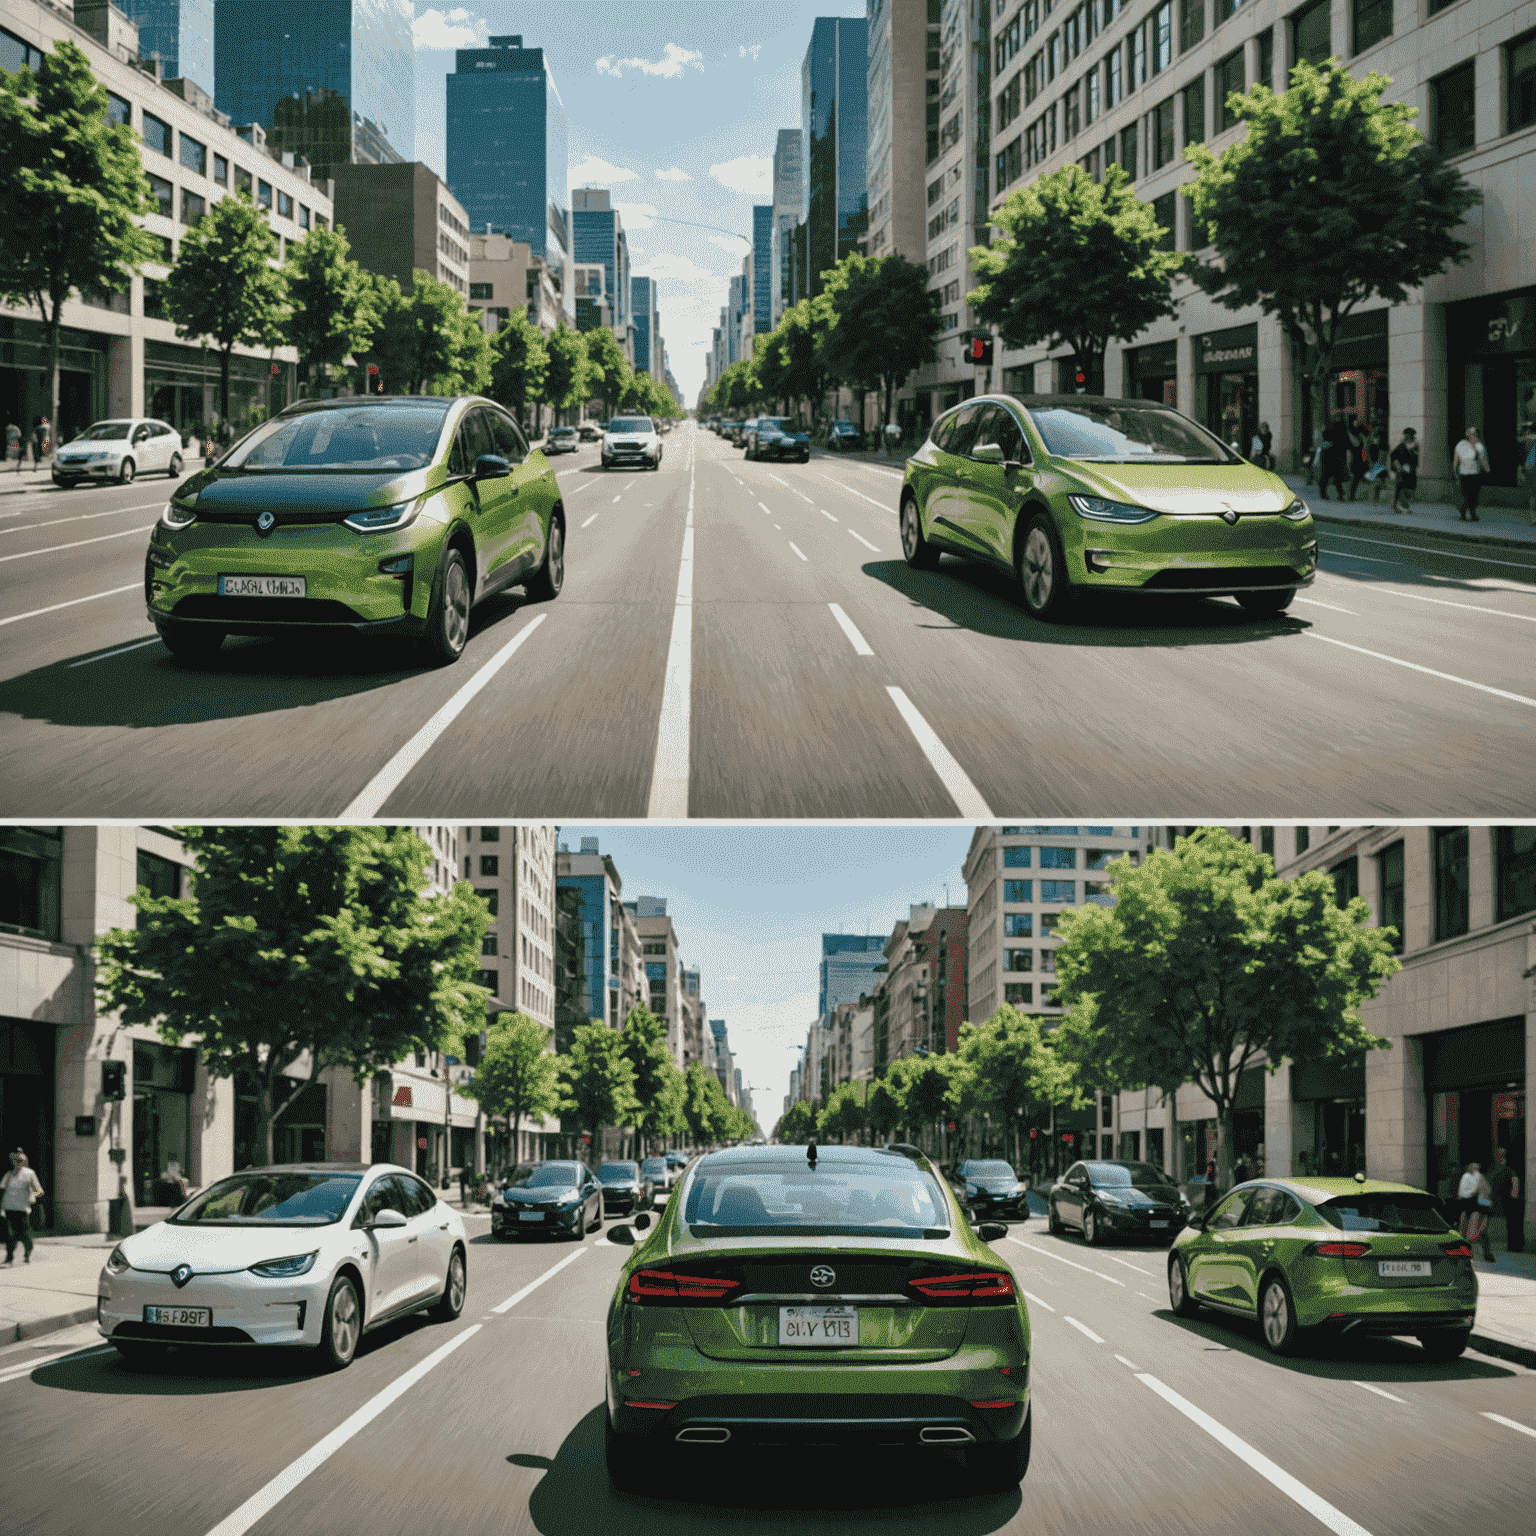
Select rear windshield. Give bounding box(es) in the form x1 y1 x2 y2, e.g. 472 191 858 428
1087 1162 1177 1189
172 1171 362 1226
509 1164 581 1189
684 1159 948 1237
1029 402 1237 464
641 1158 668 1173
1319 1194 1453 1234
599 1163 638 1179
225 404 451 470
608 417 653 434
759 419 794 432
962 1162 1017 1179
77 422 133 441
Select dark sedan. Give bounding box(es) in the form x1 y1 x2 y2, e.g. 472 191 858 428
1048 1160 1191 1245
744 417 811 463
948 1159 1032 1223
598 1161 653 1216
491 1160 604 1240
640 1155 675 1195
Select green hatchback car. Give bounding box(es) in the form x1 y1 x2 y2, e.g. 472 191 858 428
144 396 565 665
603 1142 1032 1495
899 394 1317 619
1168 1176 1476 1360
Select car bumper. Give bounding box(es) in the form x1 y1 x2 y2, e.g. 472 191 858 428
969 1198 1030 1221
757 444 809 459
97 1266 328 1349
492 1206 582 1236
601 1193 639 1214
1097 1207 1185 1237
1061 513 1318 594
1292 1264 1477 1332
54 462 120 480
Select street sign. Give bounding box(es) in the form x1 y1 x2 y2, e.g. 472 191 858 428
1494 1092 1520 1120
418 1137 427 1149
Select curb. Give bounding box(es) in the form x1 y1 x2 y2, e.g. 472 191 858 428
9 1304 99 1344
1311 511 1536 556
1470 1332 1536 1371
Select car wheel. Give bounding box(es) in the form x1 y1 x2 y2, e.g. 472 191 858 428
113 1341 168 1370
605 1412 649 1494
965 1403 1031 1493
167 453 183 480
1259 1274 1301 1356
1419 1331 1469 1363
1168 1253 1200 1318
525 511 564 603
156 620 225 663
430 1246 467 1322
117 457 136 485
1237 588 1296 615
1083 1207 1101 1246
421 546 471 665
1047 1200 1063 1236
317 1274 361 1371
799 451 810 463
1018 511 1070 620
900 494 940 570
51 476 76 488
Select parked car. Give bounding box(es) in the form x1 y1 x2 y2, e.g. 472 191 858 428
948 1159 1032 1223
491 1160 604 1240
545 426 578 453
601 414 662 470
640 1155 675 1195
1048 1160 1191 1245
899 393 1317 620
577 422 602 441
144 396 566 667
53 417 184 486
745 417 811 463
597 1161 654 1216
828 420 861 452
724 420 749 446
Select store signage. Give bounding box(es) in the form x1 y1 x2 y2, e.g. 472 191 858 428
392 1085 413 1108
1195 325 1258 375
1493 1092 1520 1120
1451 293 1534 358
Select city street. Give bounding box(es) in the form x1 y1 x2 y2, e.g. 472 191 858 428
3 1211 1533 1535
1 421 1534 818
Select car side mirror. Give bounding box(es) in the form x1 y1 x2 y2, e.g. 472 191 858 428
635 1211 652 1230
608 1224 637 1246
977 1222 1008 1243
474 453 511 479
368 1208 408 1230
971 441 1005 465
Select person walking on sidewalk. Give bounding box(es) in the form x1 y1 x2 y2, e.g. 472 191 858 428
1457 1160 1483 1237
1490 1147 1523 1254
1346 416 1370 502
1259 421 1273 471
5 420 20 471
2 1149 45 1264
1318 415 1350 501
1389 427 1419 514
30 416 51 471
1453 426 1490 521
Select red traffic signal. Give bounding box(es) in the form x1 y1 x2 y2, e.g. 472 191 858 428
366 363 379 376
969 335 994 367
269 363 279 376
947 1120 957 1131
1029 1128 1039 1140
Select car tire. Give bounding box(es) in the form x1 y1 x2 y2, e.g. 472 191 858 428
113 1341 168 1370
117 457 136 484
1083 1207 1101 1246
525 511 564 603
799 452 810 463
1259 1274 1301 1356
900 494 940 570
1237 588 1296 615
156 620 225 663
1168 1253 1201 1318
167 453 183 480
431 1246 466 1322
316 1274 361 1371
1047 1201 1063 1236
965 1403 1031 1493
51 475 77 489
605 1412 649 1494
421 545 471 665
1018 511 1070 620
1419 1331 1469 1363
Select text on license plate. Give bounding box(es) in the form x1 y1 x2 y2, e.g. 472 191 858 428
219 575 306 597
779 1306 857 1345
1379 1260 1431 1278
1150 1220 1169 1229
518 1211 544 1221
145 1306 211 1326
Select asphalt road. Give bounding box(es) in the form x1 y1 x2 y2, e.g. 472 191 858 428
3 1211 1533 1535
2 423 1534 817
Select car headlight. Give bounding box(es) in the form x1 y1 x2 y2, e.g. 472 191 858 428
249 1251 319 1278
106 1244 131 1274
1282 498 1311 521
342 498 424 534
1068 494 1159 523
1097 1194 1125 1207
160 500 197 529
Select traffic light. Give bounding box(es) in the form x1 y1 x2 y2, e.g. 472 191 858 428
269 362 279 377
969 335 994 367
1029 1127 1039 1140
1071 359 1089 393
101 1060 126 1101
366 363 382 395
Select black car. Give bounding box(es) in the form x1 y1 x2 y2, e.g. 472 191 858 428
1047 1160 1191 1246
640 1155 675 1195
744 417 811 463
491 1160 604 1240
947 1160 1031 1222
597 1160 653 1216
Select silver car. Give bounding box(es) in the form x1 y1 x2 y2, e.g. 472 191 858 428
53 417 184 486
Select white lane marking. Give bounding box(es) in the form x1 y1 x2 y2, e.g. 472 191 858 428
773 523 781 529
624 480 637 493
0 582 141 628
201 1325 481 1536
767 473 789 487
1320 529 1536 573
338 616 549 817
1100 1254 1154 1276
1481 1411 1536 1440
885 686 994 817
1021 1289 1055 1313
848 530 880 552
611 494 622 504
820 509 839 522
564 479 596 495
1350 586 1536 622
828 603 873 656
646 461 694 818
0 500 165 535
69 636 161 667
1114 1354 1141 1371
1295 597 1359 615
0 1344 116 1386
0 522 155 564
1138 1293 1156 1302
788 541 807 562
1006 1237 1124 1285
758 500 773 514
1303 633 1536 709
491 1245 589 1314
819 475 893 509
1064 1316 1104 1344
1137 1373 1374 1536
581 512 600 528
1352 1381 1405 1403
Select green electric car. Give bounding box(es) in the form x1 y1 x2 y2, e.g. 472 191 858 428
899 394 1317 619
1168 1176 1477 1360
144 396 565 666
603 1142 1032 1495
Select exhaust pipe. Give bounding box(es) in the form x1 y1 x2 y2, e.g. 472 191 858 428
675 1426 731 1444
919 1426 975 1444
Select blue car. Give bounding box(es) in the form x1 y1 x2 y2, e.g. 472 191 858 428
745 416 811 463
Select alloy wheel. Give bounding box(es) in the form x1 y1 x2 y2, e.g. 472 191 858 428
902 501 920 559
330 1281 359 1361
1084 1209 1097 1245
448 1251 466 1311
443 558 470 653
1022 526 1054 610
1262 1281 1290 1349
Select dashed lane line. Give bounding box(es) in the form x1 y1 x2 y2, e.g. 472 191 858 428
817 474 894 510
848 529 880 552
1302 633 1536 709
1481 1412 1536 1440
1021 1289 1055 1313
1100 1254 1154 1276
0 582 141 628
820 509 839 522
0 499 166 534
645 458 695 818
492 1246 589 1314
1331 584 1536 622
828 603 873 656
885 686 993 818
1114 1355 1141 1371
1352 1382 1405 1403
788 542 808 562
758 501 773 514
1296 597 1360 616
69 636 161 667
1006 1236 1125 1286
1319 528 1536 573
1064 1316 1104 1344
0 522 156 563
581 512 600 528
611 494 622 503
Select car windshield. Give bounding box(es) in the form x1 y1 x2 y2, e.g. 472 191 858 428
684 1158 949 1236
760 419 793 432
599 1163 638 1179
963 1162 1017 1179
509 1164 581 1189
76 422 133 441
552 428 574 436
641 1158 668 1173
171 1171 362 1226
1318 1193 1453 1234
1086 1161 1177 1189
1029 402 1237 464
224 404 451 470
608 417 653 434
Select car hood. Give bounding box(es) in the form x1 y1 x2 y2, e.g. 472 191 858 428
174 467 435 526
502 1187 581 1204
1094 1186 1182 1207
968 1179 1023 1193
1058 460 1296 516
116 1222 338 1275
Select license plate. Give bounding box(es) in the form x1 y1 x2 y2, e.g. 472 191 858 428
518 1211 544 1222
145 1305 210 1326
219 575 306 598
1150 1220 1170 1229
1379 1260 1430 1278
779 1306 857 1345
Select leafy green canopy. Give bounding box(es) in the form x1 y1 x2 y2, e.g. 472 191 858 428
282 225 379 394
618 1005 685 1151
544 324 597 420
465 1012 560 1158
557 1021 640 1148
488 306 550 423
823 253 942 425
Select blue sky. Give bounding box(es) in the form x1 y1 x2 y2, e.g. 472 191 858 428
557 825 974 1128
411 2 867 404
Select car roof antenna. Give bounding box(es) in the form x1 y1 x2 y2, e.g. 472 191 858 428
807 1138 818 1167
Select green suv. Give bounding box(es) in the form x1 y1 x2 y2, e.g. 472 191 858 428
1168 1176 1476 1360
899 394 1317 619
144 396 565 665
603 1142 1032 1495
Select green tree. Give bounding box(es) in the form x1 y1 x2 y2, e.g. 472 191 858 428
544 324 595 424
0 40 160 436
94 827 489 1167
969 163 1183 393
351 272 413 395
164 191 288 425
818 1080 868 1144
446 298 493 396
583 325 633 418
618 1005 685 1155
557 1021 640 1160
1052 827 1401 1191
488 307 549 426
464 1012 560 1174
1185 58 1481 448
399 270 468 393
884 1053 957 1154
282 225 379 396
955 1006 1074 1171
681 1063 735 1147
823 253 942 430
865 1078 903 1144
775 1099 816 1144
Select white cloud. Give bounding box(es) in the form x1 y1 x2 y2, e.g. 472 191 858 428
654 166 693 182
613 201 659 232
708 233 751 256
412 7 485 51
568 154 640 189
709 154 773 197
634 253 723 286
595 43 705 79
739 43 762 62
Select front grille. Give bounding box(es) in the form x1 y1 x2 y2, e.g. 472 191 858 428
1140 565 1303 591
194 510 352 527
113 1322 255 1343
172 596 366 624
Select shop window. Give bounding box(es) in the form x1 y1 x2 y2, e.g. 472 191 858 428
1377 839 1404 952
1432 826 1470 941
1182 75 1205 145
1352 0 1391 55
1179 0 1203 53
1330 856 1359 908
137 850 181 900
0 826 62 941
1510 29 1536 133
179 133 206 177
142 113 171 157
1432 61 1477 157
1494 827 1536 921
1291 0 1330 71
1217 49 1245 130
1152 190 1176 251
106 91 131 128
1152 96 1176 166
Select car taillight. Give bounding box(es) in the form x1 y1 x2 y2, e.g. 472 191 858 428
907 1270 1016 1305
1443 1242 1473 1259
1306 1241 1372 1258
626 1268 741 1304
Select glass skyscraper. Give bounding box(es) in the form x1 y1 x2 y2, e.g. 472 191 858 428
819 934 886 1017
573 190 629 344
801 15 869 296
116 0 214 95
213 0 412 180
752 205 774 335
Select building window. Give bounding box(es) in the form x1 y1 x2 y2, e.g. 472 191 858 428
1179 0 1203 52
180 134 206 177
481 933 499 956
136 850 181 900
1256 26 1274 90
234 165 252 198
1432 61 1477 158
1005 947 1034 969
1182 75 1205 145
1004 982 1034 1005
1261 826 1275 857
1004 879 1033 903
479 827 500 841
299 205 310 229
1005 912 1034 936
106 91 131 128
1352 0 1391 55
1377 840 1404 952
1291 0 1331 71
477 969 499 993
1217 49 1245 130
142 277 169 320
142 113 171 157
1331 856 1359 908
1086 66 1100 126
1003 845 1033 868
0 827 63 941
1120 121 1138 179
1295 826 1310 855
478 855 498 877
470 282 494 301
1041 880 1077 903
258 180 272 211
1040 848 1076 870
1153 96 1176 166
1495 827 1536 922
477 888 498 917
1152 190 1175 249
1151 3 1173 73
1063 83 1081 139
181 189 205 226
1 28 44 72
1432 826 1469 942
147 174 174 220
1510 29 1536 133
1107 45 1123 108
277 190 293 220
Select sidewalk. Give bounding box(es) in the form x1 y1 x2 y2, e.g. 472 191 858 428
0 457 213 497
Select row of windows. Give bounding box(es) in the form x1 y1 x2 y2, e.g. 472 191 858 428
1003 980 1059 1006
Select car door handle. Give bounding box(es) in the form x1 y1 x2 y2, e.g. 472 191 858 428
439 1222 448 1230
407 1235 417 1244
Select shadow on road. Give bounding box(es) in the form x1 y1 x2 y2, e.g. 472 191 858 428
518 1406 1020 1533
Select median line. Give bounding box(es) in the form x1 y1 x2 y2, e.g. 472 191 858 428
885 687 992 817
1302 632 1536 709
646 460 695 817
492 1245 589 1314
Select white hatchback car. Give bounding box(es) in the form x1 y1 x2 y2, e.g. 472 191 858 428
53 417 184 486
97 1162 467 1371
600 414 662 471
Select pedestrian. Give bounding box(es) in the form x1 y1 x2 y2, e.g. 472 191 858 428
5 419 20 471
1389 427 1419 514
1517 419 1536 529
31 415 51 470
1249 427 1265 465
1258 421 1273 471
2 1148 44 1264
1490 1147 1522 1254
1345 415 1371 502
1364 424 1390 503
1470 1166 1496 1261
1456 1160 1481 1237
1203 1157 1219 1209
1452 425 1490 521
1304 426 1324 487
1318 414 1350 501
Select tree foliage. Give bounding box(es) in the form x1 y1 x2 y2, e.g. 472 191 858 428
557 1021 640 1152
817 1081 867 1143
464 1012 560 1163
618 1005 685 1154
775 1099 817 1144
282 225 379 394
583 325 633 418
955 1006 1075 1165
544 324 596 422
487 307 550 424
823 253 942 426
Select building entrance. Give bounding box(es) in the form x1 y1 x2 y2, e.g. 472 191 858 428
0 1021 52 1228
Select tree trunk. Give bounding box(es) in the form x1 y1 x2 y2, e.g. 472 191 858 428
40 289 63 452
220 342 233 425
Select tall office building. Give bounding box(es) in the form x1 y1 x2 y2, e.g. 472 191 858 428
865 0 930 263
751 205 774 336
213 0 412 180
801 14 869 296
769 127 804 326
632 275 661 378
330 163 471 298
818 933 887 1017
572 189 631 357
114 0 213 95
447 34 571 322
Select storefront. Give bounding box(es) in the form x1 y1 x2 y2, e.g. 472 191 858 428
1291 1052 1366 1179
131 1038 196 1207
1194 323 1257 452
1126 340 1177 406
1446 287 1536 500
1 318 108 450
1299 309 1390 462
1 1020 53 1228
145 340 288 441
1424 1017 1526 1204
